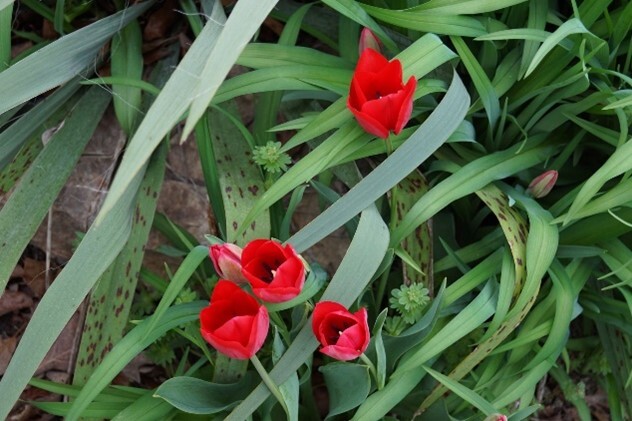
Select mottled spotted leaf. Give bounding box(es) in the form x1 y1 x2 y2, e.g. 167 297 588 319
0 92 80 195
73 141 167 385
396 170 433 293
475 184 527 296
209 104 270 245
417 186 557 412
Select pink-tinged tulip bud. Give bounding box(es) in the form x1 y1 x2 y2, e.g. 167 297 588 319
359 28 381 55
527 170 558 198
482 415 507 421
209 243 248 284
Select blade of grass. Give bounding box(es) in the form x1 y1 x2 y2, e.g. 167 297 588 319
182 0 279 140
0 2 152 115
321 0 396 52
95 0 227 220
0 3 11 70
524 18 589 77
0 87 110 292
0 128 148 419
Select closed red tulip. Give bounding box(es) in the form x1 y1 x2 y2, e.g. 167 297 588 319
312 301 370 361
347 48 417 139
209 243 248 284
241 239 306 303
199 280 269 360
527 170 558 198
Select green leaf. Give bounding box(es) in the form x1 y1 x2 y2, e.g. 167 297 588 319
411 0 527 14
67 302 205 420
0 78 81 170
111 390 176 421
451 36 500 129
372 309 388 390
0 87 110 292
321 0 396 52
110 20 144 134
396 170 432 290
96 0 227 222
564 139 632 225
74 141 168 384
391 139 555 246
0 127 146 419
603 93 632 110
321 363 371 419
154 374 259 414
524 18 589 77
0 2 152 115
183 0 279 139
209 104 271 244
361 4 486 37
354 281 497 420
423 365 499 416
0 4 11 71
396 280 498 374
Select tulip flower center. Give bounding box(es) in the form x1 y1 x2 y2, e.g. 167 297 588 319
324 319 355 344
260 260 282 282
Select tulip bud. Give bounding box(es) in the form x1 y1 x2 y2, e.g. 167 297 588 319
527 170 558 198
359 28 381 55
209 243 248 284
483 415 507 421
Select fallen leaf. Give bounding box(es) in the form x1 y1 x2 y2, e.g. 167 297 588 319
0 336 18 375
22 258 47 298
0 291 33 317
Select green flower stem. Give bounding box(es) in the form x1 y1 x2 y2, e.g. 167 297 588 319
268 310 291 344
250 354 289 416
359 353 382 390
376 135 399 307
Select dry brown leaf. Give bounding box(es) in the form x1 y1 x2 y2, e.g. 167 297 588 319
143 0 179 41
0 291 33 317
0 336 18 375
22 258 47 298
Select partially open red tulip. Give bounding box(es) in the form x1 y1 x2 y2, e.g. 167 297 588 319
312 301 370 361
347 49 417 139
199 281 269 360
241 239 306 303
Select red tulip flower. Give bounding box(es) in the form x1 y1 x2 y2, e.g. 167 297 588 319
241 239 306 303
347 48 417 139
312 301 370 361
209 243 248 284
199 280 269 360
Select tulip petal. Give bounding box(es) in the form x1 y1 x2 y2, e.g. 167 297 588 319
319 344 361 361
361 94 399 136
394 77 417 134
209 280 242 304
273 257 305 288
348 106 390 139
356 48 389 73
199 280 269 360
